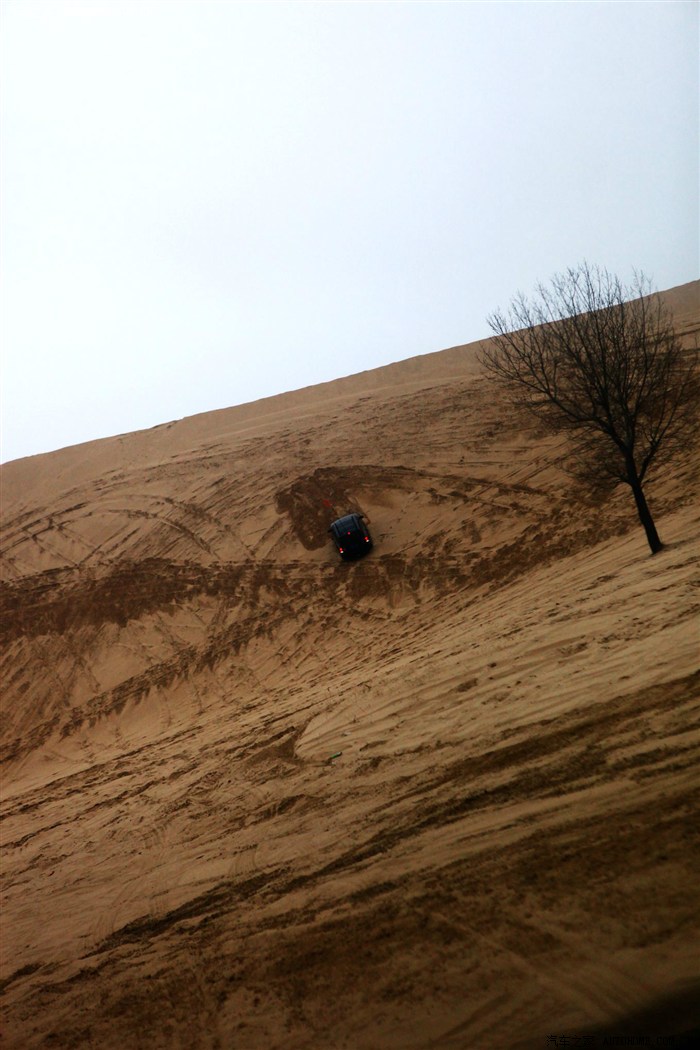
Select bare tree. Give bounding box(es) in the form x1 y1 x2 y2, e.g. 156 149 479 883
480 264 699 554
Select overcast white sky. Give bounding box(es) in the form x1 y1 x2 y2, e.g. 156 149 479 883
1 0 698 463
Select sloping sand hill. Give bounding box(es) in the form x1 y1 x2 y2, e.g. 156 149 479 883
1 282 699 1049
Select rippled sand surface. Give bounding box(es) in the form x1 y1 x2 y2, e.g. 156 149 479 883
1 282 698 1049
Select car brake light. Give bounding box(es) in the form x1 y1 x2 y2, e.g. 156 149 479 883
364 535 370 542
339 547 344 553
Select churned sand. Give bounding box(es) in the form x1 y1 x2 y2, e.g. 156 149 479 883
1 282 699 1049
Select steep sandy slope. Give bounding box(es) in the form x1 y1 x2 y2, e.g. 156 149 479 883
1 282 699 1048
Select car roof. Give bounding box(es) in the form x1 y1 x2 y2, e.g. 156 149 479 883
332 514 361 529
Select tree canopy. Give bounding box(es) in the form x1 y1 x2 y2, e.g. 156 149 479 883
480 265 699 554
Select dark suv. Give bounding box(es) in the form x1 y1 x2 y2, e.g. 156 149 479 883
329 513 373 560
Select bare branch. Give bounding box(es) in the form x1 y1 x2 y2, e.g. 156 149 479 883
480 264 700 554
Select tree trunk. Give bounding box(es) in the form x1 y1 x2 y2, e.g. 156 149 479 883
627 464 663 554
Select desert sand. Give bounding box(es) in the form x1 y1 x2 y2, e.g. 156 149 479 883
1 281 699 1049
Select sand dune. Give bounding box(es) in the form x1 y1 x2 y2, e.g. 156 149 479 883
1 282 699 1049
